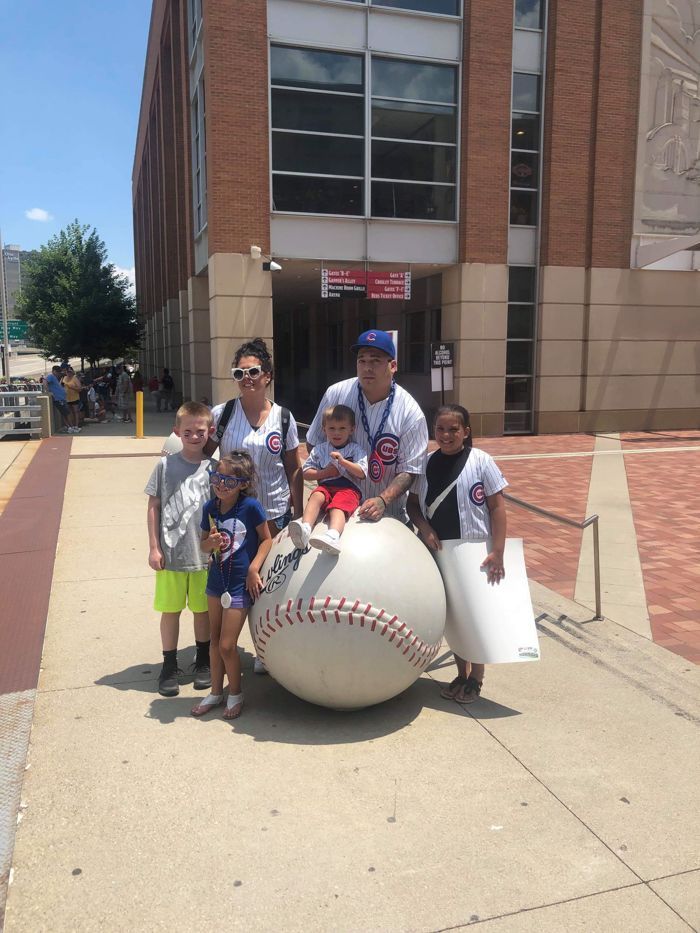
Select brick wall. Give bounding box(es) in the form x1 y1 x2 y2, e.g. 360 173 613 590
203 0 270 256
459 0 513 264
540 0 642 269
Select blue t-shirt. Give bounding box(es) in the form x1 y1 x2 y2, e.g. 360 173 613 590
201 496 267 597
46 373 66 402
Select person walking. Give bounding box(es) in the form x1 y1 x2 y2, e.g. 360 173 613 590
115 365 134 423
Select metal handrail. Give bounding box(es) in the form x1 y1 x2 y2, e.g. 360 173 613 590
295 423 602 618
504 493 602 621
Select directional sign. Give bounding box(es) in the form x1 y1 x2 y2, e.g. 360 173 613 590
366 271 411 300
321 269 412 300
6 320 29 340
321 269 367 299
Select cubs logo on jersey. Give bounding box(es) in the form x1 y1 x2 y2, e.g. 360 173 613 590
374 433 399 464
266 431 282 454
469 482 486 506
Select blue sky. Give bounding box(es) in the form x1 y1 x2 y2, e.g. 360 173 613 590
0 0 152 285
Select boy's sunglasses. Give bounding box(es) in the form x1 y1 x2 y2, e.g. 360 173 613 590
231 366 264 382
208 471 246 490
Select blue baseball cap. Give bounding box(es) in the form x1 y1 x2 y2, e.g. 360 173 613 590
351 329 396 359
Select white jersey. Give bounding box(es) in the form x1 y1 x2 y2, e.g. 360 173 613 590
303 440 368 492
307 378 428 521
211 400 299 521
417 447 508 541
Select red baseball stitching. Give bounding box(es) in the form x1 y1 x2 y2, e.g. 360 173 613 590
252 597 442 670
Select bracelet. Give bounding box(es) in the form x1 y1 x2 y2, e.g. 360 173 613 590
377 496 387 510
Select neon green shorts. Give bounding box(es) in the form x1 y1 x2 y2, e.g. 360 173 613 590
153 569 208 614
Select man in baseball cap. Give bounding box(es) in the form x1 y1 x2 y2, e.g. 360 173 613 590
306 328 427 524
350 329 396 359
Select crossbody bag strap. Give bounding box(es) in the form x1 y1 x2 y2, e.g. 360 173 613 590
280 406 290 455
425 448 472 520
426 477 461 520
211 397 236 451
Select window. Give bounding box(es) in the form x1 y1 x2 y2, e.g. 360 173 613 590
270 47 459 221
188 0 202 53
505 268 535 432
371 57 458 220
511 75 540 231
191 78 207 234
512 73 540 113
515 0 543 29
373 0 460 16
271 45 364 216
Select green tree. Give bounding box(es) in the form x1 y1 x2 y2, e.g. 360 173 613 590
15 221 141 365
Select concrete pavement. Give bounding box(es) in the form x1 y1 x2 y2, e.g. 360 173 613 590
0 412 698 932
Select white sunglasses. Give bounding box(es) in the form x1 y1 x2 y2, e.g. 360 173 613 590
231 365 264 381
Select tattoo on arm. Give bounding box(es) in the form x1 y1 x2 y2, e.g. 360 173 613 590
381 472 414 504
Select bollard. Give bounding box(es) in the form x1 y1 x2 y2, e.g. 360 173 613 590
39 394 52 438
135 390 144 438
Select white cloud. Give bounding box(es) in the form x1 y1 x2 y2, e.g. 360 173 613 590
114 265 136 293
25 207 54 222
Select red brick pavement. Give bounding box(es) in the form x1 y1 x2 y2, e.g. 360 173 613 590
301 431 699 664
476 436 595 601
623 448 700 665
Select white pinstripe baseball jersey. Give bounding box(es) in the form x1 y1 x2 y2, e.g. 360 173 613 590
307 378 428 521
416 447 508 541
303 440 368 493
211 400 299 520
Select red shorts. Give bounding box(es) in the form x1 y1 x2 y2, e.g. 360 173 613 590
313 484 361 517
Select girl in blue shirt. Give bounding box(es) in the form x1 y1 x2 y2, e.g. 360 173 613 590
191 452 272 720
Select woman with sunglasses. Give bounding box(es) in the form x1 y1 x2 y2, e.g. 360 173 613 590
209 338 302 536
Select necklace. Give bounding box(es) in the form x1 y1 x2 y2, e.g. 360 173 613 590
214 496 242 608
357 381 396 482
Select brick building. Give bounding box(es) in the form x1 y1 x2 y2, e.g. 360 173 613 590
133 0 700 433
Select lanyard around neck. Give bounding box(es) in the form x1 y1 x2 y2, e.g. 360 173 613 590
357 381 396 452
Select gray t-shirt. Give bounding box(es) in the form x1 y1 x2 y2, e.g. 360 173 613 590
145 453 213 572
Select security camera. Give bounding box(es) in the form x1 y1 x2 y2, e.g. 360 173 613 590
250 245 262 260
263 260 283 272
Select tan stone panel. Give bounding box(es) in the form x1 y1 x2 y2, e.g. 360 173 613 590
210 333 250 376
479 412 505 436
209 295 272 343
539 303 586 340
441 302 507 341
188 306 210 341
208 252 271 299
188 273 209 308
536 376 582 411
211 375 235 406
455 339 506 379
589 304 700 340
453 376 505 412
446 262 508 303
537 411 582 434
589 267 700 306
190 340 212 374
540 266 587 303
538 340 584 376
585 375 700 410
586 339 700 375
577 408 700 432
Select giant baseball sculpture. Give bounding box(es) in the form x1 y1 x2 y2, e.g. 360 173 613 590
252 516 446 709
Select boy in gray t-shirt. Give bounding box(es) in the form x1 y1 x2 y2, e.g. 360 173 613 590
145 402 215 697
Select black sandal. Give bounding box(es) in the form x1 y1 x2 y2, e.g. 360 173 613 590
440 675 468 699
454 676 483 705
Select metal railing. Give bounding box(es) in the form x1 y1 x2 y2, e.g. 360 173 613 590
298 423 602 619
0 389 44 439
504 493 602 620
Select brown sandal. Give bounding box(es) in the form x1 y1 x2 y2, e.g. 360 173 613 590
454 676 483 705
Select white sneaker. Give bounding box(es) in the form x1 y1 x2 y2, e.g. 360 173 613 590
288 519 311 549
67 427 77 434
253 657 267 675
309 529 342 556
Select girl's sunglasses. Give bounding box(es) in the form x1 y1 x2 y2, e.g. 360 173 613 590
209 471 246 490
231 366 264 382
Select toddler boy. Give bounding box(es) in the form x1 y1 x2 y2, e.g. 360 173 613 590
145 401 214 696
288 404 367 556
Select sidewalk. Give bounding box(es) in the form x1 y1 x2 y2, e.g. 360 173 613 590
0 413 698 932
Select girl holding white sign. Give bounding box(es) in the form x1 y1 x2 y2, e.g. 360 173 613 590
407 405 508 705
